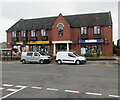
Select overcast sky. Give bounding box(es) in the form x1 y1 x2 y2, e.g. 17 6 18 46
0 0 119 44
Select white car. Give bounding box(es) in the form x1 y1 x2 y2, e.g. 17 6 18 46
21 51 52 64
56 51 86 65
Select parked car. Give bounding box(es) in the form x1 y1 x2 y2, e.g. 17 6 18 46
21 51 52 64
56 51 86 65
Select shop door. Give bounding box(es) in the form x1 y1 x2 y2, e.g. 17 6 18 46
58 44 67 51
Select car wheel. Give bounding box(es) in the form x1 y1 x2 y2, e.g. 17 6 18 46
57 60 62 64
22 59 26 64
40 60 44 64
76 60 81 65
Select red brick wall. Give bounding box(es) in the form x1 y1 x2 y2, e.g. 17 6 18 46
101 26 113 56
37 30 41 41
52 14 71 41
88 27 94 39
7 32 12 48
71 28 80 54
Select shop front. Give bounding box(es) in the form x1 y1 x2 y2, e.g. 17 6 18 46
52 41 73 56
27 41 50 54
79 39 104 56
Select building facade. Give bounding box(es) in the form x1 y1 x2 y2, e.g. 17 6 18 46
6 12 113 56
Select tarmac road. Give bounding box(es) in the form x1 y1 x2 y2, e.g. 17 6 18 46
1 61 119 98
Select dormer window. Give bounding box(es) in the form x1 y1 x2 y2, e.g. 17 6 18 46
94 26 100 34
12 31 17 37
81 27 87 34
58 23 64 36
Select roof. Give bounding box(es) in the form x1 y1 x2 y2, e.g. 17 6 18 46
6 12 112 32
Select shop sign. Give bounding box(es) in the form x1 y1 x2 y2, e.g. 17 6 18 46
16 42 23 45
79 39 104 43
28 41 50 44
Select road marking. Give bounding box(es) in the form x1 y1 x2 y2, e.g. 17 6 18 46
109 95 120 98
7 89 18 92
15 85 27 88
46 88 58 91
0 86 27 99
31 86 42 90
0 87 4 90
65 90 79 94
2 84 13 87
86 92 102 96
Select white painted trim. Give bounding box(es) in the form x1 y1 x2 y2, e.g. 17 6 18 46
52 41 73 44
57 23 64 27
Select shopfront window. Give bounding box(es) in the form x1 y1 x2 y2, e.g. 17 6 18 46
81 44 102 55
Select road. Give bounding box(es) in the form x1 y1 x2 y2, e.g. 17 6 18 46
1 61 119 98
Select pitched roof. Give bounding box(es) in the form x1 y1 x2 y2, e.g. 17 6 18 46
6 12 112 32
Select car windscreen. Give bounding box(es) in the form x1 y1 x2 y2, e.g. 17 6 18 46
68 53 76 57
73 53 79 57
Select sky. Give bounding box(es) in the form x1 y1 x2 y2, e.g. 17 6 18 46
0 0 119 44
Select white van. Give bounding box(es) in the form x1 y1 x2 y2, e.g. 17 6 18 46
21 51 52 64
56 51 86 65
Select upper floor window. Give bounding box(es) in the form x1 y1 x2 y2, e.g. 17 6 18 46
81 27 87 34
12 31 17 37
31 30 36 37
21 31 26 37
41 29 47 36
58 23 64 36
94 26 100 34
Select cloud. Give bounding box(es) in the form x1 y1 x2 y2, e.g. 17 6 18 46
0 1 118 44
0 16 17 42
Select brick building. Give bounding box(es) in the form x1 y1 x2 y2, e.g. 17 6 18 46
6 12 113 56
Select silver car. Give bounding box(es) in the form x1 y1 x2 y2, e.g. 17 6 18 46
21 51 52 64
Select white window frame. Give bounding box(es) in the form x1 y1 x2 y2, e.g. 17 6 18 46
12 31 17 37
21 31 26 37
41 29 47 36
31 30 36 37
81 27 87 34
94 26 100 34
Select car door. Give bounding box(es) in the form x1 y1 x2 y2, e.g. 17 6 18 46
26 52 33 62
67 53 76 63
33 52 40 62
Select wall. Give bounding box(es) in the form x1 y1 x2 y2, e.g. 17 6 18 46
52 14 71 41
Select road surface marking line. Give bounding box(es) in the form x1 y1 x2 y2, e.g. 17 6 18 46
0 87 4 90
31 86 42 89
7 89 18 92
46 88 58 91
109 95 120 98
2 84 13 87
65 90 79 93
15 85 27 88
86 92 102 96
0 86 27 99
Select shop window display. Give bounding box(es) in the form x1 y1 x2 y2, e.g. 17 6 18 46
81 44 102 57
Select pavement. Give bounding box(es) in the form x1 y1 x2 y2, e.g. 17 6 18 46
0 56 119 64
0 60 119 65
